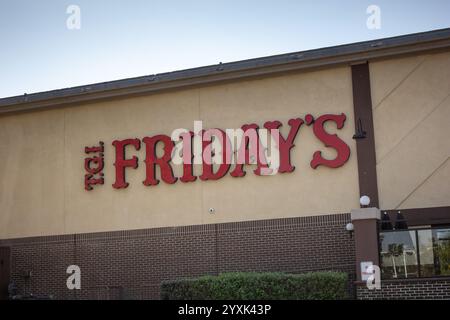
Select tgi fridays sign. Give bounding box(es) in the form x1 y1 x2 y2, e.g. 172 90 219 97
83 113 351 191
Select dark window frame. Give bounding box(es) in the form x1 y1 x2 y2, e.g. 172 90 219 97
379 225 450 280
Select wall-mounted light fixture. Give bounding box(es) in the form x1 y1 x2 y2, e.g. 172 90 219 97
394 211 408 230
345 222 354 238
381 211 393 231
359 195 371 208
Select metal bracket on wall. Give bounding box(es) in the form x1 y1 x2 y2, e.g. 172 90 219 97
353 118 367 139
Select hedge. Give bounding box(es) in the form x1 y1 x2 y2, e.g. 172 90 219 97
161 271 348 300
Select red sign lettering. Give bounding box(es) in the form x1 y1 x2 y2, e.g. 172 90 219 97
112 138 140 189
85 114 351 191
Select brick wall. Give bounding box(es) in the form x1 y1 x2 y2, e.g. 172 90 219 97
0 213 355 300
357 278 450 300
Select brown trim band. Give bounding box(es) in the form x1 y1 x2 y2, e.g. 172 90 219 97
382 206 450 227
351 62 379 208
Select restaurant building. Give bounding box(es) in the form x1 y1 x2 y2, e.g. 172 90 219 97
0 28 449 300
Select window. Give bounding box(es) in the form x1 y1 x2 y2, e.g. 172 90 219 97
380 227 450 279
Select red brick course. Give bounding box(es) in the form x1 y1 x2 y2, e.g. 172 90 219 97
357 278 450 300
0 213 355 299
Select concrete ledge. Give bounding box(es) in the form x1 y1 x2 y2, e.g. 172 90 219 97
351 208 381 221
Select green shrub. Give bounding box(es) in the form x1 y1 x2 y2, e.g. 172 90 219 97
161 271 348 300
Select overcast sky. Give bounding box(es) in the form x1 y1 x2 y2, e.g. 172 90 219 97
1 0 449 98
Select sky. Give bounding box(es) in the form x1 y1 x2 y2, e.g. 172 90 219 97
0 0 449 98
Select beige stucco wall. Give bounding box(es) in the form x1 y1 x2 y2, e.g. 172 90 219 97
0 66 360 239
370 50 450 210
